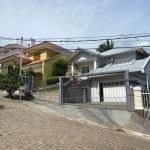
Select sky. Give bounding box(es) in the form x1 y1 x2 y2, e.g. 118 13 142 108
0 0 150 49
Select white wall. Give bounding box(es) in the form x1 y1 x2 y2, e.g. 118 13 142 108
91 81 100 102
77 61 94 75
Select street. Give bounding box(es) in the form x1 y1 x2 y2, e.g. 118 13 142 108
0 98 150 150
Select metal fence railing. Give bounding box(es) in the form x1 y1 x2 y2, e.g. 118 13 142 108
142 90 150 109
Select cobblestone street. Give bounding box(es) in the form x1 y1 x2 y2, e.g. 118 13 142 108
0 98 150 150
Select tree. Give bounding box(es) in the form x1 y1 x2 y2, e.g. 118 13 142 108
97 39 114 52
25 67 36 76
52 59 68 76
0 66 22 98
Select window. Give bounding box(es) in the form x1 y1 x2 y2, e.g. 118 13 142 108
81 66 89 74
34 54 40 61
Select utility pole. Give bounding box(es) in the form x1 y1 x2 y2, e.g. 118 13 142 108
19 37 23 101
19 37 23 76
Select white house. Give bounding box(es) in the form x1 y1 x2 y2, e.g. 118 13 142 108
61 47 150 114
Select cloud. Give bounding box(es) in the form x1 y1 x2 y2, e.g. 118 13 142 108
137 41 150 46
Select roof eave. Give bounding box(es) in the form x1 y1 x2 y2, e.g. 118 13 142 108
141 56 150 73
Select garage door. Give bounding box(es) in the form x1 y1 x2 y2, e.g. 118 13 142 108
103 83 126 102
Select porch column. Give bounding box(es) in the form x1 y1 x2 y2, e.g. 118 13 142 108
94 59 97 69
42 61 45 86
146 74 149 92
59 77 64 104
71 62 74 76
133 86 143 110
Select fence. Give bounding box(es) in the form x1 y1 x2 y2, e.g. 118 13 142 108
142 90 150 109
59 73 132 111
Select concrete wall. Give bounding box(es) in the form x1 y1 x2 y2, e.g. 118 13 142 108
133 86 143 110
33 91 59 103
91 81 100 102
130 72 146 88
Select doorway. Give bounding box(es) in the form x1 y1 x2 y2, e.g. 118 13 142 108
82 88 87 103
99 82 104 102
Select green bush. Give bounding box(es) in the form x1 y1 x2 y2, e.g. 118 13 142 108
46 76 59 85
25 67 36 76
52 59 68 76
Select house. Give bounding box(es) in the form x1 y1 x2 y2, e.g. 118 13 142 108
69 48 101 76
60 47 150 115
23 41 72 86
0 44 31 73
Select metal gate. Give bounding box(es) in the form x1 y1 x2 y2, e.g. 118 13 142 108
59 71 132 111
22 76 34 94
103 82 126 102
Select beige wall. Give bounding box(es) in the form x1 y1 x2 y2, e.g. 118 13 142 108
40 52 47 60
29 56 34 61
29 50 60 62
133 86 143 110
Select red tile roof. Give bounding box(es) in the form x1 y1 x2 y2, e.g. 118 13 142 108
24 41 72 55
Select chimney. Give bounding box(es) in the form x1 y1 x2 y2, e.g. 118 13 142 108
29 38 36 47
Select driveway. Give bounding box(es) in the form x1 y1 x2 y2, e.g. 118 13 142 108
0 98 150 150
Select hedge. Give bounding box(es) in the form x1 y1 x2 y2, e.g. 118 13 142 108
46 76 59 85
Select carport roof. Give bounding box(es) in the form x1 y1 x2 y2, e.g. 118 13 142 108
90 56 150 75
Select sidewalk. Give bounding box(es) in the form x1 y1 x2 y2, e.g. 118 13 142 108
19 98 150 139
1 92 150 139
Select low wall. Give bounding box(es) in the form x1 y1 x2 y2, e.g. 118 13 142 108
33 90 59 103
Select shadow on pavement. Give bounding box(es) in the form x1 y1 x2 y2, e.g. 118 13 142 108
4 95 34 101
0 105 5 109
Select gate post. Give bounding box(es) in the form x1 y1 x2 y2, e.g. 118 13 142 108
59 77 63 104
124 70 132 111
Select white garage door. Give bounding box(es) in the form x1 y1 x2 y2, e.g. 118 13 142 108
103 85 126 102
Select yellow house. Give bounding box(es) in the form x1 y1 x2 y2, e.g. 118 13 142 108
23 41 72 86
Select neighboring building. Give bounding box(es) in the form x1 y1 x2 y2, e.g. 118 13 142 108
23 41 72 86
61 47 150 114
0 44 31 73
0 41 72 87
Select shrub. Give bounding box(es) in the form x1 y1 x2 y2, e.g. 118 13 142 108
46 76 59 85
25 67 36 76
0 66 23 98
52 59 68 76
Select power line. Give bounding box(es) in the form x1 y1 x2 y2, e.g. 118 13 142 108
31 32 150 40
18 34 150 43
1 33 150 43
22 45 150 52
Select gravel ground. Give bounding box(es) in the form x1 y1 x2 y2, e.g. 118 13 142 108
0 99 150 150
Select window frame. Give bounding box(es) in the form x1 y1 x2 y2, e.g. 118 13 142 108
81 65 90 74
